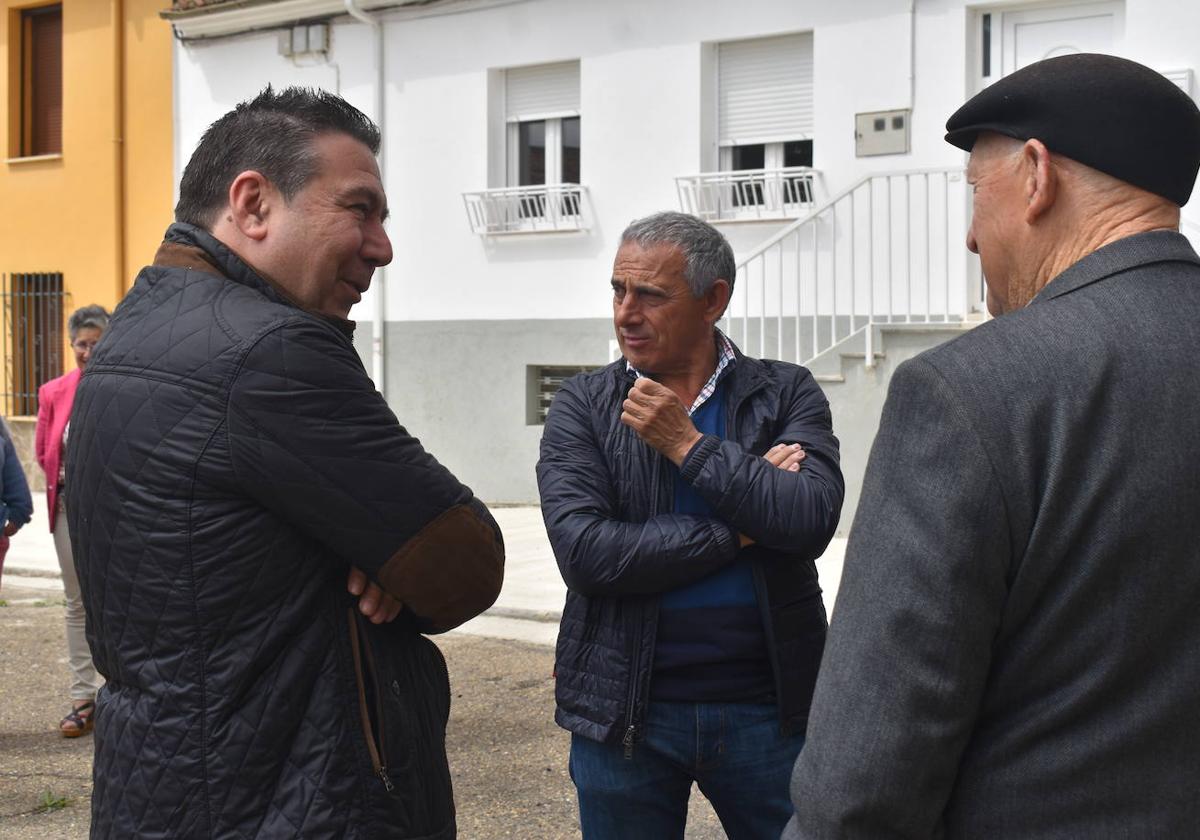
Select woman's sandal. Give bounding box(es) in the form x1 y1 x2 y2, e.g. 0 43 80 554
60 701 95 738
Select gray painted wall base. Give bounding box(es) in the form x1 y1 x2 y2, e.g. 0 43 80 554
356 318 614 503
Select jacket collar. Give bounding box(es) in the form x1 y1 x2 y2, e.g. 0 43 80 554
611 331 769 403
1035 229 1200 305
156 223 357 340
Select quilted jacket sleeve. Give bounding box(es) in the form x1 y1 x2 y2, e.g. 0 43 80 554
227 317 504 632
679 367 843 555
536 376 740 598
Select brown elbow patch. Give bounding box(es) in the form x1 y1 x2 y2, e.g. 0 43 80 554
376 503 504 633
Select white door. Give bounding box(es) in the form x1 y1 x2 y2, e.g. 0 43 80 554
979 1 1124 88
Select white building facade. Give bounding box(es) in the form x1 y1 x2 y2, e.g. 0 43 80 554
165 0 1200 520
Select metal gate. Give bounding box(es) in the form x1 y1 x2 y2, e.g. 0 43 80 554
2 272 66 417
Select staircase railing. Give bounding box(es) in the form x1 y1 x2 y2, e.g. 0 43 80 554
721 167 976 367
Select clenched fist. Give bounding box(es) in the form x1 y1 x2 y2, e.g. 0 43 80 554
621 378 703 465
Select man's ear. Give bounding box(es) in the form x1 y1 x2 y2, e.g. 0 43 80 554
705 279 732 325
1022 138 1057 224
227 170 273 242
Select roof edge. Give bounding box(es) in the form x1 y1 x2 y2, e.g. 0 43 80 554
161 0 433 39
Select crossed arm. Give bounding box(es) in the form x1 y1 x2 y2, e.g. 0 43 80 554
537 372 842 598
228 318 504 631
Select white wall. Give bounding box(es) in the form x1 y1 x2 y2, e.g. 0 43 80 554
1122 0 1200 236
172 0 1200 323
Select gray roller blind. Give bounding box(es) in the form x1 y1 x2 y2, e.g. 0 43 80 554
505 60 580 123
718 33 813 146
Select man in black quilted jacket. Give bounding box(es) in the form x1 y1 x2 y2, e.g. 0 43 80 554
536 211 843 839
66 87 504 839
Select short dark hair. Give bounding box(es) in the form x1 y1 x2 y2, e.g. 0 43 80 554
620 211 737 297
175 86 381 229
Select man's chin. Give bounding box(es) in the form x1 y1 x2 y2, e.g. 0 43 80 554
316 303 355 321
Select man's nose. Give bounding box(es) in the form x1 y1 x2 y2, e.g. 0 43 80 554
966 222 979 255
364 220 393 267
613 294 641 324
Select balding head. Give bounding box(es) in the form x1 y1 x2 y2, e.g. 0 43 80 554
966 131 1180 316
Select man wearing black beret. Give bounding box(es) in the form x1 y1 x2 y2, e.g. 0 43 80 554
784 53 1200 838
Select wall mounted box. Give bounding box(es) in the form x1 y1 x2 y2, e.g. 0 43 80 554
855 109 911 157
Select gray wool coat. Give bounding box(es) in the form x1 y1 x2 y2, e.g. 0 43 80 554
786 230 1200 839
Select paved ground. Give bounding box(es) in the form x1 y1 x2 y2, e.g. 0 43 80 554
0 506 846 839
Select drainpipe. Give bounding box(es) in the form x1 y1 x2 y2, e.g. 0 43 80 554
907 0 916 111
112 0 127 303
344 0 387 397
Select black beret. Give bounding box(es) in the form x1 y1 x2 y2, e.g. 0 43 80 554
945 53 1200 206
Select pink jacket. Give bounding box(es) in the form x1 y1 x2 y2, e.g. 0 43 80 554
35 367 81 533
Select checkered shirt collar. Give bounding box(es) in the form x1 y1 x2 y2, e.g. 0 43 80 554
626 330 737 416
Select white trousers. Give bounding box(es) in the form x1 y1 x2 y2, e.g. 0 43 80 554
53 497 102 701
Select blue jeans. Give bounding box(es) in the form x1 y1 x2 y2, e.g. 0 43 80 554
569 701 804 840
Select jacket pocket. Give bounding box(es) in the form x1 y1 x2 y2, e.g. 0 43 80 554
356 613 456 835
348 608 395 792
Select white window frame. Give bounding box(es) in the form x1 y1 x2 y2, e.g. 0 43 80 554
507 117 574 188
719 142 793 172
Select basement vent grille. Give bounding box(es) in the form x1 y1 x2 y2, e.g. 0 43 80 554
527 365 600 425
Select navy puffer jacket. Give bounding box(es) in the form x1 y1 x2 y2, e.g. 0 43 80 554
536 347 843 748
67 224 504 839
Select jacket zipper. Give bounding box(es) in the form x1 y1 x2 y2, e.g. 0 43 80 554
622 441 665 760
348 608 395 792
619 363 756 759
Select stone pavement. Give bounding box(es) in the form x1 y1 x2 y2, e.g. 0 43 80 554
0 504 847 839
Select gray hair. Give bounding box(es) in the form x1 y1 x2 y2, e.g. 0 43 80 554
68 304 110 340
620 211 736 297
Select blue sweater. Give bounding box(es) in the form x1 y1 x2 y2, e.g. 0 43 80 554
650 381 773 702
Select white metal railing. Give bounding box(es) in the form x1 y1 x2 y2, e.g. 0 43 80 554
676 167 819 222
463 184 590 235
721 167 978 368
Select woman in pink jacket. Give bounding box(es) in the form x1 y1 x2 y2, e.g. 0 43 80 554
35 304 109 737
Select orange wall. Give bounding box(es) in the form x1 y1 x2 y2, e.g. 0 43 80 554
0 0 173 404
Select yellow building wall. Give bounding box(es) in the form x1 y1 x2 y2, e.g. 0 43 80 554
0 0 173 412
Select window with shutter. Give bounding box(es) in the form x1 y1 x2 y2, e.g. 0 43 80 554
718 32 813 147
19 4 64 157
505 61 581 190
714 33 815 214
500 60 583 223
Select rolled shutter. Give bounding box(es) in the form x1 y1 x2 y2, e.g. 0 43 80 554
718 33 813 146
23 5 62 156
505 60 580 123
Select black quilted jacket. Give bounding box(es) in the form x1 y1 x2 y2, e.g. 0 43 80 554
536 349 844 748
67 224 504 839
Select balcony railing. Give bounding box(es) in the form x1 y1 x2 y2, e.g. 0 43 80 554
463 184 590 235
676 167 819 222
